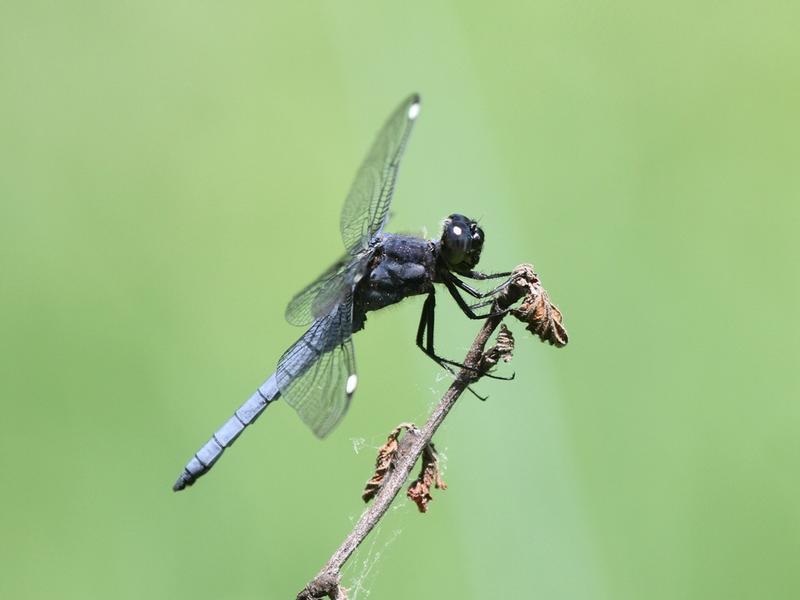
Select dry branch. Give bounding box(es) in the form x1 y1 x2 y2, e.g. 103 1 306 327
296 264 566 600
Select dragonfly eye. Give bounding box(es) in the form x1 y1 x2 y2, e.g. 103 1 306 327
441 214 484 271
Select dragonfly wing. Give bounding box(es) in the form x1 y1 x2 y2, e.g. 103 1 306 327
276 294 357 438
284 251 372 327
339 94 421 253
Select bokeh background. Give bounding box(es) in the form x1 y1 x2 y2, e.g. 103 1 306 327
2 2 798 599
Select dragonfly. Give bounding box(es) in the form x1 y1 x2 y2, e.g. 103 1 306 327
173 94 513 491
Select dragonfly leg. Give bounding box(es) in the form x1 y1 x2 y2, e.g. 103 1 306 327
449 273 512 299
468 297 495 311
442 274 510 320
416 293 513 383
462 269 513 281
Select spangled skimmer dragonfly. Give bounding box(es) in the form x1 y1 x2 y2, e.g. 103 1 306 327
173 94 512 491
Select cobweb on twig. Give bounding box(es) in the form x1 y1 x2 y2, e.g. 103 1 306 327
350 438 367 455
342 512 406 599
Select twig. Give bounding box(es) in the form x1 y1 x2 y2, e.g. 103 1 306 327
296 265 559 599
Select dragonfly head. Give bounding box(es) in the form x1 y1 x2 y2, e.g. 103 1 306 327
440 214 484 272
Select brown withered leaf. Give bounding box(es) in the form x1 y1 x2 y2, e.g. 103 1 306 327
480 324 515 372
362 423 413 502
509 264 568 348
407 443 447 513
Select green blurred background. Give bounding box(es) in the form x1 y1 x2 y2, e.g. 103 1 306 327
2 2 798 599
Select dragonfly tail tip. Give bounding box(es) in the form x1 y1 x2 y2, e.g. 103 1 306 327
172 472 193 492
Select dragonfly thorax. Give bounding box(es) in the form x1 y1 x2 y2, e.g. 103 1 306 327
439 213 484 273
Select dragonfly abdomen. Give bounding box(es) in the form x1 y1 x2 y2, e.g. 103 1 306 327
172 374 281 491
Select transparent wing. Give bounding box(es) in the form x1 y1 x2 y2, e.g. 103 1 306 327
285 251 372 327
284 254 349 326
276 294 357 438
339 93 421 253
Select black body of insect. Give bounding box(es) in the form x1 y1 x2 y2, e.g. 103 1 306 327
173 94 512 491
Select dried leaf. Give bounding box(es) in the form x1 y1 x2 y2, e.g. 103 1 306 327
362 423 413 502
406 443 447 513
480 324 515 371
508 264 569 347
